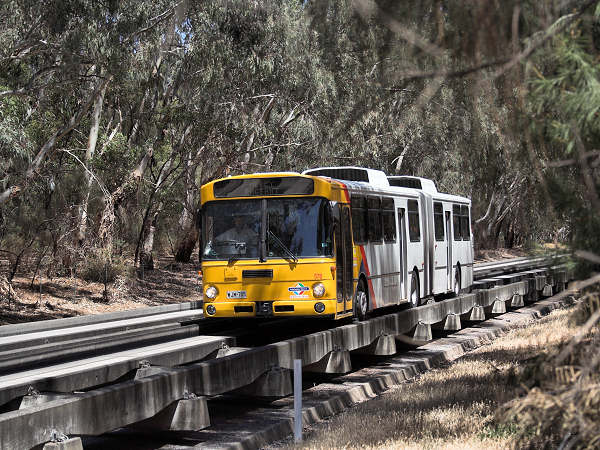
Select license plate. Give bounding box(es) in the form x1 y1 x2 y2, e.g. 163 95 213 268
227 290 247 299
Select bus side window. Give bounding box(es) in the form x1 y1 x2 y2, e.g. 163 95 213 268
453 205 462 241
367 196 382 243
433 202 444 241
351 195 367 244
407 200 420 242
382 197 396 243
461 205 470 240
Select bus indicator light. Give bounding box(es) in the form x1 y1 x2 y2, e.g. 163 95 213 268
314 302 326 313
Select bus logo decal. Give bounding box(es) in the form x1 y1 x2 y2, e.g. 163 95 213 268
288 283 309 298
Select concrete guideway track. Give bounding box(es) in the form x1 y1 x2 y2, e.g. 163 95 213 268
472 255 565 280
173 293 575 449
0 335 235 408
0 309 208 373
0 301 204 338
0 260 570 449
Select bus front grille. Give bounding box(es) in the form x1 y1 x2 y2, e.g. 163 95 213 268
242 269 273 278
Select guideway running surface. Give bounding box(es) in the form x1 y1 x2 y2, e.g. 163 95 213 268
0 265 567 450
0 309 204 347
0 309 205 372
0 301 203 338
0 335 233 408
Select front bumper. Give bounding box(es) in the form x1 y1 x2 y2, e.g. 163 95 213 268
203 298 339 318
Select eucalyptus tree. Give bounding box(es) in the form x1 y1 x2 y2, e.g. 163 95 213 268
302 0 598 248
0 0 185 275
525 3 600 270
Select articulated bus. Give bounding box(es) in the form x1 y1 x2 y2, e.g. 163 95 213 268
199 167 473 320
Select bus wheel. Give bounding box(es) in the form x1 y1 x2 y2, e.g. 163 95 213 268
355 280 369 321
454 266 461 296
410 271 420 307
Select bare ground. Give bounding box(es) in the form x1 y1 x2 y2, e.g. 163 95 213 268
0 257 203 325
474 247 528 263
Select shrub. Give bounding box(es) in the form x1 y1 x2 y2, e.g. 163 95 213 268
80 249 127 283
498 286 600 449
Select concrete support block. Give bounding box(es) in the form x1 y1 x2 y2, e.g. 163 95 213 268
535 275 546 291
492 298 507 314
443 314 461 331
43 437 83 450
413 322 432 342
354 335 397 356
511 293 524 308
542 284 553 297
304 350 352 374
20 392 79 410
132 395 210 431
469 305 486 321
234 366 292 397
528 288 539 303
216 346 252 358
134 364 170 380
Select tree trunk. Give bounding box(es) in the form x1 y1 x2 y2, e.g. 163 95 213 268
175 225 199 263
76 75 108 246
0 274 18 308
98 146 153 254
174 147 198 263
140 209 160 270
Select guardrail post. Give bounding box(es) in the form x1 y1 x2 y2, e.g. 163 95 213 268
294 359 302 443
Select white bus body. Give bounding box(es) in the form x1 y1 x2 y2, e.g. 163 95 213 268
303 167 473 307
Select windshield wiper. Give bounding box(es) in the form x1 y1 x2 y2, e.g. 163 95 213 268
267 230 298 263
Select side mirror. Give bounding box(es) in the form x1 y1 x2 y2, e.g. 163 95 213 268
195 208 202 229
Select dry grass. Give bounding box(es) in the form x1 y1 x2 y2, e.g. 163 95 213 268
498 289 600 449
284 308 583 449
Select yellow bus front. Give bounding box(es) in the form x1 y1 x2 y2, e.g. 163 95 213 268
199 174 353 319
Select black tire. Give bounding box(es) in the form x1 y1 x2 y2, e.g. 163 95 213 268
454 265 461 296
410 270 420 307
355 279 369 321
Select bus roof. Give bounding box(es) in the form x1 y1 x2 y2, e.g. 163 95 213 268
200 169 470 205
302 167 389 188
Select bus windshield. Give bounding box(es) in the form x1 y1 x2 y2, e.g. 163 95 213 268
202 197 333 261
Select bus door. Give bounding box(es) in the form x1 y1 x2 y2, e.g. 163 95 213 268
335 205 353 313
397 208 408 300
445 211 452 290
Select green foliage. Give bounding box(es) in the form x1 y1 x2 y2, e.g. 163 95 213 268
1 0 599 276
526 6 600 269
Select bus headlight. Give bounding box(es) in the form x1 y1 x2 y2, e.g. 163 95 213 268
206 304 216 315
205 286 218 299
312 282 325 298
